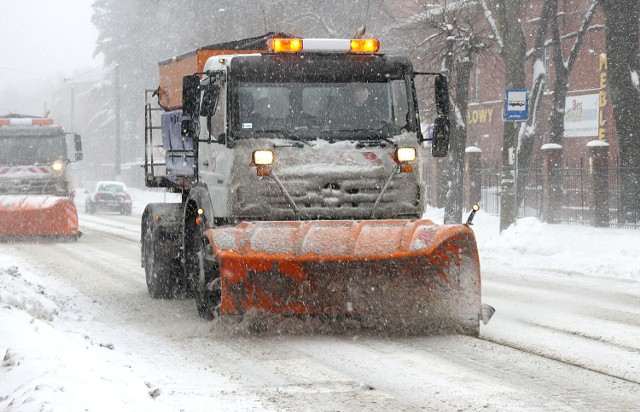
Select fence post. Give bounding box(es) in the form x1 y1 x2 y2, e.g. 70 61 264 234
434 157 448 208
541 144 563 223
422 151 448 208
587 140 610 227
465 146 482 207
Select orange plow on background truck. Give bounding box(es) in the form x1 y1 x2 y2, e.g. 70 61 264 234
0 195 78 236
141 33 494 335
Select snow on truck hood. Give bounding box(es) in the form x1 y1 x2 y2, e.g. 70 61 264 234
255 131 418 168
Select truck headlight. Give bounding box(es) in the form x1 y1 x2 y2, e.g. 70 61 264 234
396 147 416 163
52 160 65 173
253 150 274 165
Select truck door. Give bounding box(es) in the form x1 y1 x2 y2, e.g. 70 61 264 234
198 83 230 214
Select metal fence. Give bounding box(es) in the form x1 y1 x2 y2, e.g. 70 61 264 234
609 163 640 228
473 159 639 229
476 165 544 220
558 160 589 225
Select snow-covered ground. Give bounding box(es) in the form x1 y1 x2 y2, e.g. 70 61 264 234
1 188 639 410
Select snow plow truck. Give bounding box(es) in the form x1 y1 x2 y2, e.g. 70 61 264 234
0 115 83 239
142 33 494 335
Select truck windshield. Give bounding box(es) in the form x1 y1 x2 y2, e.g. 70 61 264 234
0 136 65 165
234 80 411 140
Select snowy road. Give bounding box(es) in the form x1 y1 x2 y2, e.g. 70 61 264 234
2 207 639 411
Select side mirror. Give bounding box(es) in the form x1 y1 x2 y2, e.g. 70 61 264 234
200 84 220 117
214 133 226 145
182 75 201 119
435 74 449 116
74 134 83 161
181 118 200 139
432 116 450 157
64 133 83 162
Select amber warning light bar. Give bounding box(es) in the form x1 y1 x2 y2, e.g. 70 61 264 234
268 38 380 54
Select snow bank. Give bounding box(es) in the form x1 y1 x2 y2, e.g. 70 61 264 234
0 261 169 412
475 212 639 281
423 207 640 281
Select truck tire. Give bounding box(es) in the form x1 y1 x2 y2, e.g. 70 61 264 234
184 208 221 320
142 204 183 299
194 231 221 320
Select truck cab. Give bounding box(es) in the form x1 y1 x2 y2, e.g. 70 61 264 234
0 116 82 197
146 36 450 227
0 115 83 238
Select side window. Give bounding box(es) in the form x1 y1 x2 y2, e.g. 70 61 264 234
390 80 409 127
207 85 226 137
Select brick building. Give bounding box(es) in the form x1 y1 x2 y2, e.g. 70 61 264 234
463 0 615 168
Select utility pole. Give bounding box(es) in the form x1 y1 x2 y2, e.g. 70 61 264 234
70 86 75 131
114 63 121 178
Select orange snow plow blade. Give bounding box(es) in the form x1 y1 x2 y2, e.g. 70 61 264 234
0 195 79 237
207 219 483 333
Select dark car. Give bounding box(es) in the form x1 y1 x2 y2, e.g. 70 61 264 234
85 181 132 215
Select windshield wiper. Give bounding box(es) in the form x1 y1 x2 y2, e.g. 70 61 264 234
345 129 396 147
287 133 313 146
356 137 398 148
252 129 314 147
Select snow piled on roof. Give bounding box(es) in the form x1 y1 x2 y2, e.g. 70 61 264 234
586 139 609 147
541 143 562 150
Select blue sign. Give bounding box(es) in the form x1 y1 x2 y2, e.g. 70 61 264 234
504 89 529 121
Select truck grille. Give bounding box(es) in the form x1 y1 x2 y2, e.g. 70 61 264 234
237 176 420 219
0 177 62 195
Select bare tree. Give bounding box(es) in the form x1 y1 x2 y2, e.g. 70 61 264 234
548 0 599 146
481 0 601 226
599 0 640 223
515 1 553 208
484 0 526 231
389 1 490 223
260 0 382 38
542 0 600 223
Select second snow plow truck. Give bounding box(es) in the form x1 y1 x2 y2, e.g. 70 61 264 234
142 34 493 335
0 115 83 239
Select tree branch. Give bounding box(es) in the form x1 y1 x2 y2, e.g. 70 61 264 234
479 0 504 54
566 0 599 71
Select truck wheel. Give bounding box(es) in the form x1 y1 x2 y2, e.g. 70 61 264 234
143 222 178 299
186 222 221 320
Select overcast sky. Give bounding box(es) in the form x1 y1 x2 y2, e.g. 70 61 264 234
0 0 102 114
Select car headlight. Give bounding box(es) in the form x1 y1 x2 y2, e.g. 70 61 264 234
253 150 274 165
52 160 65 173
396 147 416 163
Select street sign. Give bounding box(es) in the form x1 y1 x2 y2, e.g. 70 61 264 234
504 89 529 121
